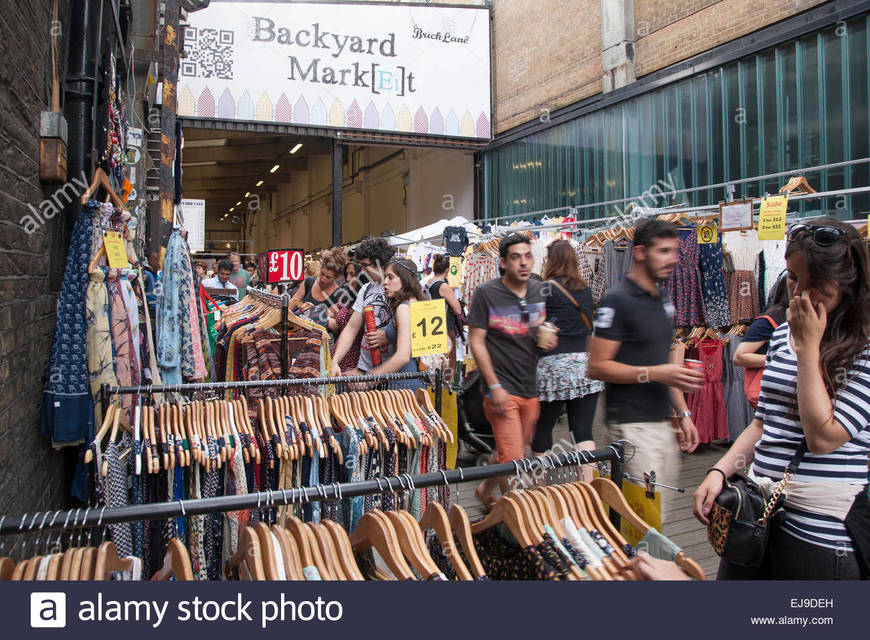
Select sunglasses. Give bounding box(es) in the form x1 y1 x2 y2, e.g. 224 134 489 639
787 223 847 247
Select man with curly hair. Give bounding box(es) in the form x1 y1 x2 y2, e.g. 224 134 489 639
331 237 396 375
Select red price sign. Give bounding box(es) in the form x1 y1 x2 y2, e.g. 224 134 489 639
259 248 304 284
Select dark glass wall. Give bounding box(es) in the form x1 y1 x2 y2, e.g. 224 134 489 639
483 14 870 221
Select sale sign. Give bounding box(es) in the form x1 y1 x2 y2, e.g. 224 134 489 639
258 248 305 284
410 299 449 357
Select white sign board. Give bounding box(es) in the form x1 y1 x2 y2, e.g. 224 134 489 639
180 199 206 253
177 1 492 139
720 200 754 232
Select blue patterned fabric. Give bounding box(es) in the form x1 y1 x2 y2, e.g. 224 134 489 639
156 230 195 383
698 238 731 328
41 203 96 443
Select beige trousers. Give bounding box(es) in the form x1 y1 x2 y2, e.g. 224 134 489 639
606 420 681 523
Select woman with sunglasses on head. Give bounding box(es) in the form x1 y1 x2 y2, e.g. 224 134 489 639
365 257 426 390
694 218 870 579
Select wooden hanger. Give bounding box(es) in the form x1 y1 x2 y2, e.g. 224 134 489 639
80 168 123 208
227 527 266 580
350 511 415 580
93 541 134 580
271 525 306 580
44 553 62 580
470 492 537 547
308 523 349 580
779 176 817 195
81 546 99 580
420 503 472 580
384 510 441 578
0 556 15 580
590 477 704 580
152 538 194 580
284 516 334 580
253 523 282 580
321 520 365 581
448 504 486 579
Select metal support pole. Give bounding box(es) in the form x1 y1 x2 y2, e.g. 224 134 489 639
100 383 109 422
280 294 289 378
0 447 620 533
331 141 343 247
608 441 625 530
106 370 433 396
434 367 443 416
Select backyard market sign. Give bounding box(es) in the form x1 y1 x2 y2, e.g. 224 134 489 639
178 2 492 139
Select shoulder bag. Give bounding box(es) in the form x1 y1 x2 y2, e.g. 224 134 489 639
546 279 592 331
743 315 779 406
707 440 807 567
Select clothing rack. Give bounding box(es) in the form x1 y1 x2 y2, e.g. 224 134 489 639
471 185 870 242
99 370 445 421
0 444 626 535
243 289 293 378
475 156 870 226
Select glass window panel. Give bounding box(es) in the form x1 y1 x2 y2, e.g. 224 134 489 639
824 29 845 195
781 45 799 171
848 17 869 214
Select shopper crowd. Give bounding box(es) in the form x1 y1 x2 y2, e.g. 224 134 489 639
190 219 869 581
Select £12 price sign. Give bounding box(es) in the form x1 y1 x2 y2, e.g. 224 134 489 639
263 248 304 283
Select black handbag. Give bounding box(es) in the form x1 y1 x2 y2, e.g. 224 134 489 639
707 440 807 567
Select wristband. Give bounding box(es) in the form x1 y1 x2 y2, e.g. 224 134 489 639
489 383 503 390
706 468 727 482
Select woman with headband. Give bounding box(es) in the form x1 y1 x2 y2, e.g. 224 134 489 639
366 257 426 390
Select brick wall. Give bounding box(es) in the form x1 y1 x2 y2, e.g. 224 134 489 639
633 0 829 77
0 0 70 517
492 0 602 134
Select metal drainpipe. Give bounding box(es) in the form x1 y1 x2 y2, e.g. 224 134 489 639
64 0 102 216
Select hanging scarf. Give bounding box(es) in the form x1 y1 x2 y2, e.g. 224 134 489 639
41 203 96 444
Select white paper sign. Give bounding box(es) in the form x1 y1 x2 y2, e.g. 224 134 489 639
180 199 206 253
720 200 753 232
177 2 492 139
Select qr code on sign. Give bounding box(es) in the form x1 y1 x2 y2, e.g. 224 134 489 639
181 27 234 80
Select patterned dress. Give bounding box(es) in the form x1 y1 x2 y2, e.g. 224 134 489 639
698 238 731 328
663 229 706 327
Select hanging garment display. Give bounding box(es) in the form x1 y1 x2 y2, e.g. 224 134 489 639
698 238 731 328
603 239 633 292
41 202 96 445
662 229 706 327
686 339 729 444
723 231 763 324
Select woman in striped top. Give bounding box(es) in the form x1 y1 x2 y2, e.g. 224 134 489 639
694 218 870 580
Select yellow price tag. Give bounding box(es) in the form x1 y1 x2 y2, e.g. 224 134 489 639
102 231 129 268
697 224 718 244
758 195 788 241
410 299 449 357
447 256 462 288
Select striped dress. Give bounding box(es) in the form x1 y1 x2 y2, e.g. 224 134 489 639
753 323 870 551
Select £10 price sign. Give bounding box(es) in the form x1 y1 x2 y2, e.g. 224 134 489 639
262 248 304 283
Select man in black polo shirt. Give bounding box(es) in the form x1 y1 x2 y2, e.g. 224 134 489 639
588 219 702 520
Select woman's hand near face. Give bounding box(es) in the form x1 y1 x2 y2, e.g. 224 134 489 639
788 291 827 354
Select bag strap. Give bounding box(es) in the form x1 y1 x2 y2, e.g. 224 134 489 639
758 314 780 330
547 279 592 330
760 439 807 525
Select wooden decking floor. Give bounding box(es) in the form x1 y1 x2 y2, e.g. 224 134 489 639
453 415 725 579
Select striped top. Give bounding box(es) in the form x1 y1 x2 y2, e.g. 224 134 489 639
753 323 870 551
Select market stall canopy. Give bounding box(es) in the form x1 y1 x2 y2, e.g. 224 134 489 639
387 216 474 247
